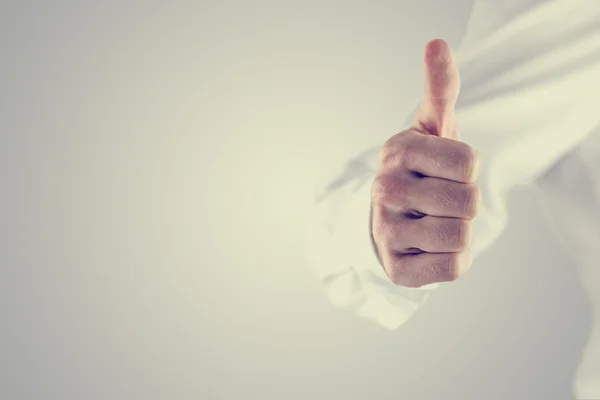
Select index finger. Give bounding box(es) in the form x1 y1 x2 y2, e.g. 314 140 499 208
382 130 480 183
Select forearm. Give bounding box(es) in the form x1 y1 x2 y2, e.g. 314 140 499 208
306 0 600 330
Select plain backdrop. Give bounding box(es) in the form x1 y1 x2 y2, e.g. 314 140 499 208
0 1 592 399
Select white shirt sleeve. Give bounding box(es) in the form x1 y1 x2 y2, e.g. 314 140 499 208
306 0 600 330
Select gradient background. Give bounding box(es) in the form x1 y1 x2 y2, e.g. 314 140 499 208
0 1 592 399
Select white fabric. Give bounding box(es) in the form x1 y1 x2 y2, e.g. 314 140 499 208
305 0 600 397
535 133 600 400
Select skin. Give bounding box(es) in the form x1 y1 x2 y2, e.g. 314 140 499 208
371 39 482 288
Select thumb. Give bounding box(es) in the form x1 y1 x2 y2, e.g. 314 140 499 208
412 39 460 139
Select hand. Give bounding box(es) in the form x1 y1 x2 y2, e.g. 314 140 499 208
370 39 482 288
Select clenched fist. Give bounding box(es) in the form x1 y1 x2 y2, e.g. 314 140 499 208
371 39 482 288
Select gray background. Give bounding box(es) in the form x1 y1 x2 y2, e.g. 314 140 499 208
0 1 591 399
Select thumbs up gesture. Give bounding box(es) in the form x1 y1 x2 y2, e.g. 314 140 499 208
371 39 481 288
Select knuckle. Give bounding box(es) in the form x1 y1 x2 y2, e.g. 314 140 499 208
371 174 412 208
377 142 396 167
387 257 416 287
373 215 407 249
371 175 392 205
379 139 403 169
371 212 391 243
378 131 414 170
400 141 421 172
